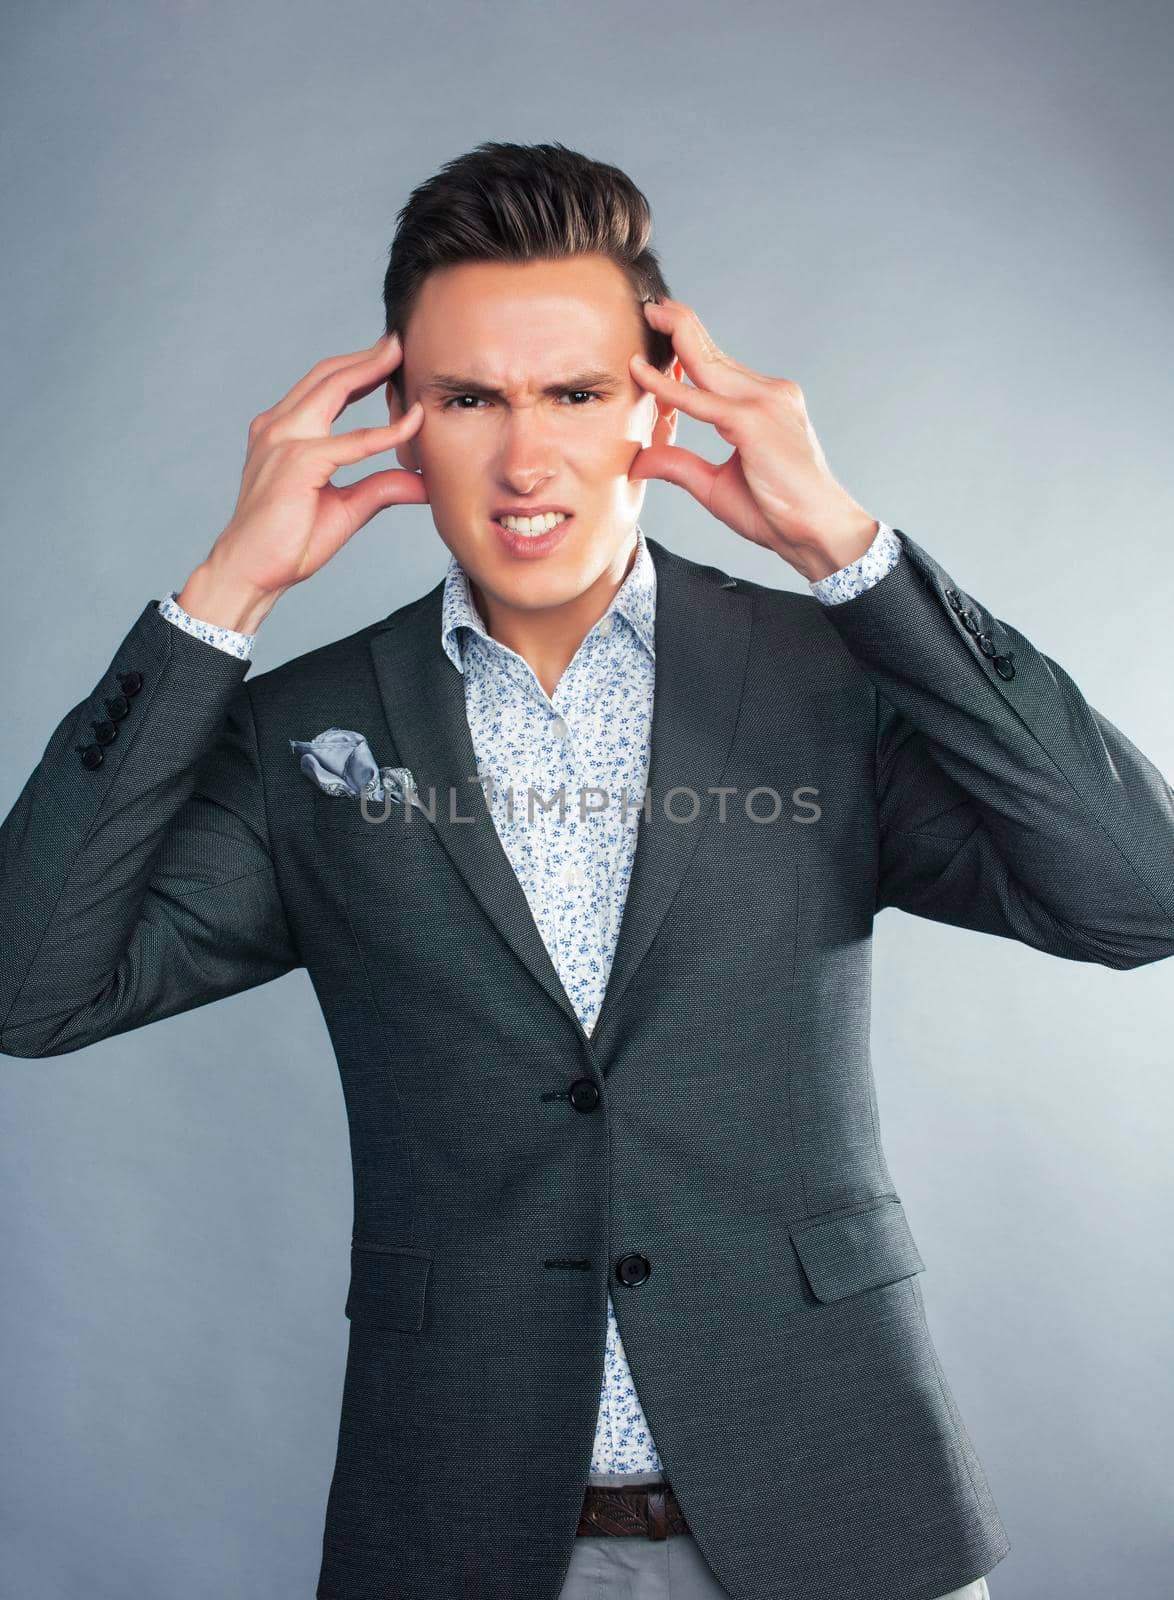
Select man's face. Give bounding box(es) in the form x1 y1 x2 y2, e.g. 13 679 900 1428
387 253 680 626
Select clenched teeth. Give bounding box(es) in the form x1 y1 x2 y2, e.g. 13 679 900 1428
496 512 569 534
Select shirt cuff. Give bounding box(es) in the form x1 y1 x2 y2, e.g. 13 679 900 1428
808 522 901 605
157 591 256 660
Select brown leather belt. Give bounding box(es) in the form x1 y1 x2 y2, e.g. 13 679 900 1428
577 1481 690 1539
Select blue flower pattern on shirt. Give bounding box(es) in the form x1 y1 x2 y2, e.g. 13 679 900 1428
157 591 256 658
809 521 901 604
158 521 901 1471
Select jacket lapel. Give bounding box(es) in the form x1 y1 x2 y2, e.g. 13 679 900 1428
366 535 753 1059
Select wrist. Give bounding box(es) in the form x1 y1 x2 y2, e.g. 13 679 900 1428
175 559 284 635
784 512 880 583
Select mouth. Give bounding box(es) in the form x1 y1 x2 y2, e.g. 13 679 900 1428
489 510 574 558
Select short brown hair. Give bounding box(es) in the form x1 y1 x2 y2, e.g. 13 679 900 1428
382 140 675 407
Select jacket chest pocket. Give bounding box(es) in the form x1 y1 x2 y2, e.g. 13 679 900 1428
309 800 482 975
311 796 451 882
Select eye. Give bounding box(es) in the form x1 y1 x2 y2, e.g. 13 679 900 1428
440 390 605 410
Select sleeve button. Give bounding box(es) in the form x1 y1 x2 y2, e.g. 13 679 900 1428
77 743 105 769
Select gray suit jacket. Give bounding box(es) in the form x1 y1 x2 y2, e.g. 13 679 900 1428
3 529 1173 1600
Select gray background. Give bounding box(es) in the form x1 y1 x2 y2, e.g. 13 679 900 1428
2 2 1171 1595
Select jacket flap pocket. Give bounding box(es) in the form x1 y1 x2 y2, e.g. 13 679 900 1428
789 1196 925 1303
345 1244 432 1332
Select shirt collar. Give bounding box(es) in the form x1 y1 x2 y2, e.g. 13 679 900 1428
440 522 656 675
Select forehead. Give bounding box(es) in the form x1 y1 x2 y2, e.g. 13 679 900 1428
407 254 642 377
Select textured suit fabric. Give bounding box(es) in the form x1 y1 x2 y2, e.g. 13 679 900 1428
156 517 902 1484
3 529 1173 1600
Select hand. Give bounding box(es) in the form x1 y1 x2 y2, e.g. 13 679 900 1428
180 333 429 629
627 298 878 582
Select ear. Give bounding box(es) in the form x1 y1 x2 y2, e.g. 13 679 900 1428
650 355 684 448
386 379 421 472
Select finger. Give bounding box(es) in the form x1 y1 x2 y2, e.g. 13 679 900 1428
629 441 722 505
335 466 430 529
267 333 402 427
317 402 424 471
305 336 413 434
641 297 763 400
629 354 733 429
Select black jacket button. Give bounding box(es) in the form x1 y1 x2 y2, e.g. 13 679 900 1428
77 743 104 769
92 719 118 745
616 1253 651 1286
104 694 130 721
993 654 1016 680
117 670 143 697
961 609 981 633
568 1078 600 1111
975 633 998 657
944 588 962 611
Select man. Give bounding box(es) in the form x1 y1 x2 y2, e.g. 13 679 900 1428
2 140 1172 1600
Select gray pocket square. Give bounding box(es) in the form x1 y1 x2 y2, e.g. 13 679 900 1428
289 727 422 810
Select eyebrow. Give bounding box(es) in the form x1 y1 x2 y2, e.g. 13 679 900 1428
420 367 622 399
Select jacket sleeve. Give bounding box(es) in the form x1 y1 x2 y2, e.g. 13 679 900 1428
816 528 1174 969
0 600 301 1058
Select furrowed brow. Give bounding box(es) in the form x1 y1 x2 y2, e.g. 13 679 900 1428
421 368 621 399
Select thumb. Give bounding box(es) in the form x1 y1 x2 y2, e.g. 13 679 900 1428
336 467 430 530
630 443 717 506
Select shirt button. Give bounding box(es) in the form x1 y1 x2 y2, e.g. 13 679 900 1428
551 715 570 739
562 863 585 888
597 614 613 636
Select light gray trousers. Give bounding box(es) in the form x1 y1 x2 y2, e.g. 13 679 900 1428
557 1471 993 1600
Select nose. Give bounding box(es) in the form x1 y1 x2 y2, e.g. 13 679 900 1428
495 407 561 491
